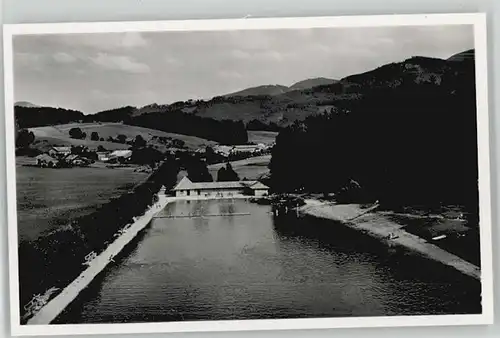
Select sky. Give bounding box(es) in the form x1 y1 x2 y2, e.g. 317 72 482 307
13 25 474 114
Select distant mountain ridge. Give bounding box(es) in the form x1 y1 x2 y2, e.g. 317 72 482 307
15 101 40 108
225 77 338 97
225 85 289 97
16 49 474 133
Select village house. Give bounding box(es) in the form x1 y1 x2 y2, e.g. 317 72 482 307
63 154 91 167
48 146 71 158
231 144 262 154
213 145 233 157
106 149 133 163
173 176 269 198
35 154 59 168
212 144 270 158
96 151 110 162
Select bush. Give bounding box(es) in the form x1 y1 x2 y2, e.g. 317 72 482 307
16 129 35 148
90 132 99 141
69 128 86 140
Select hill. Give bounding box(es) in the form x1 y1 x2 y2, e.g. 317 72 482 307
341 56 452 89
15 101 40 108
225 78 338 97
165 53 473 127
448 49 474 62
225 85 289 97
269 48 477 214
29 122 217 152
15 106 85 128
289 77 338 91
17 49 474 133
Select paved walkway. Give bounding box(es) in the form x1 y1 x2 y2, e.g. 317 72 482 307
300 200 481 280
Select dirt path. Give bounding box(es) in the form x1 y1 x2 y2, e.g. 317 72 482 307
300 200 481 280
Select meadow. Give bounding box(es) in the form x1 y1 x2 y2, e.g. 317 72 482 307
208 155 272 181
29 122 217 152
247 130 278 145
16 159 149 243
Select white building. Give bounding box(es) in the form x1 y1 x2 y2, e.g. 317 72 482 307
173 176 269 198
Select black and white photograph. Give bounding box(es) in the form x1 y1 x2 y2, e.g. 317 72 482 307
3 14 493 336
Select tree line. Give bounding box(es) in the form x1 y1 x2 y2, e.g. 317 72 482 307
129 110 248 145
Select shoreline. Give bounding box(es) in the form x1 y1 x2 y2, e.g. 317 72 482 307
26 195 480 325
26 193 255 325
26 191 173 325
299 200 480 281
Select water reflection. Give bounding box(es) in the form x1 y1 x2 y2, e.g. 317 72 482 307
55 199 481 324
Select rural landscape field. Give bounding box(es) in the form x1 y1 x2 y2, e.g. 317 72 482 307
16 163 149 242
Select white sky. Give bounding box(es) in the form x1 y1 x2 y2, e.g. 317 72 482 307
13 25 474 114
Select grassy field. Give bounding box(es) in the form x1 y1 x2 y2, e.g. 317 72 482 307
247 130 278 145
29 122 217 152
16 158 149 243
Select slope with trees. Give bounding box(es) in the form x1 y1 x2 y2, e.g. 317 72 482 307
269 50 478 215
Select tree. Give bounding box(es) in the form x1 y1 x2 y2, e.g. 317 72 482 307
172 139 185 148
133 135 147 148
69 127 85 139
116 134 127 143
217 167 227 181
187 156 213 182
130 146 163 165
153 159 180 190
90 132 99 141
16 129 35 148
217 162 239 181
97 145 107 152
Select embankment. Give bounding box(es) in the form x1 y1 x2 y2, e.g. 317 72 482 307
27 193 173 325
300 200 481 280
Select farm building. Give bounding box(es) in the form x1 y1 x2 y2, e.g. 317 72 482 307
213 145 233 157
96 151 110 161
173 176 269 198
231 144 263 154
63 154 91 167
35 154 59 168
212 144 269 157
106 150 133 163
108 150 132 159
48 146 71 158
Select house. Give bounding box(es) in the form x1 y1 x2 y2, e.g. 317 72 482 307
64 154 91 167
107 150 133 162
109 150 132 158
242 181 270 197
48 146 71 158
213 145 233 157
35 154 59 168
96 151 110 161
172 176 269 198
231 145 260 154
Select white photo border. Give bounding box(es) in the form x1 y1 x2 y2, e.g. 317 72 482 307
2 13 493 336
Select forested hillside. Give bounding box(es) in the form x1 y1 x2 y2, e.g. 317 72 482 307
269 50 478 213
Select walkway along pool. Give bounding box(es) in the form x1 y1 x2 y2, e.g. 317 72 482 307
55 199 481 323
